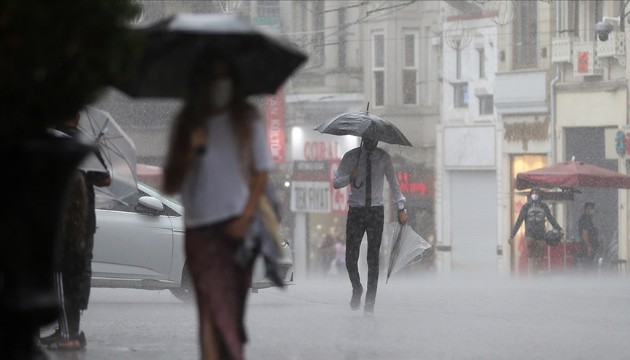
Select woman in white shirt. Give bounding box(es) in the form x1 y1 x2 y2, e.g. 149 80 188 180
163 55 273 360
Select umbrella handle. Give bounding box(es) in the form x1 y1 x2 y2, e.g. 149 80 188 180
352 179 363 189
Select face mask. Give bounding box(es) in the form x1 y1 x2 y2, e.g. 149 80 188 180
209 79 233 108
531 194 539 201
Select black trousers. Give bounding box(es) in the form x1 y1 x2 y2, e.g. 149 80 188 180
345 206 384 305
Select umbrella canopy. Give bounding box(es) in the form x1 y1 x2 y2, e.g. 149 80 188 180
314 111 412 146
118 13 308 98
79 107 138 205
386 222 432 283
515 161 630 190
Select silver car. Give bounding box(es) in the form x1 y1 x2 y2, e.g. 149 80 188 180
91 182 293 301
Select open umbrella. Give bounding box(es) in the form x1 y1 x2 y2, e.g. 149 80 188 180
386 222 432 283
515 160 630 190
314 110 412 146
117 13 308 98
79 107 137 205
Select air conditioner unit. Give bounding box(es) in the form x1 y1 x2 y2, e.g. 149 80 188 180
551 37 573 63
597 31 625 66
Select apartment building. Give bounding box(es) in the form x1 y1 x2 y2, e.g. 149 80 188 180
436 1 500 272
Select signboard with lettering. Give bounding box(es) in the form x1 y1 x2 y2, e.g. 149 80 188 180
291 127 358 162
290 181 331 213
605 128 630 159
266 87 285 164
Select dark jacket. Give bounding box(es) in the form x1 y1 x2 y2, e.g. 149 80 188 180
511 199 562 240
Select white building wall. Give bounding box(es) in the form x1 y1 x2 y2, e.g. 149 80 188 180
436 3 501 272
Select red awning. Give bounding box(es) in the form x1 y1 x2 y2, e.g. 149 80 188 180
515 161 630 190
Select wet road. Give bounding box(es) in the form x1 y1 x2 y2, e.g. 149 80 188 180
44 273 630 360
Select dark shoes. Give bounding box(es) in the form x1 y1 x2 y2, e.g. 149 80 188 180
350 285 363 311
39 330 87 351
363 302 374 315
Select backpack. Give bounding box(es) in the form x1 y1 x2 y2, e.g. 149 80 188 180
525 202 546 238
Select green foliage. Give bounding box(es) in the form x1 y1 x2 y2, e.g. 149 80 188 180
0 0 142 139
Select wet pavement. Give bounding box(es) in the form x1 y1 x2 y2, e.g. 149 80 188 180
43 273 630 360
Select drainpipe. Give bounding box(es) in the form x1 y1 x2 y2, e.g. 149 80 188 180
550 0 561 165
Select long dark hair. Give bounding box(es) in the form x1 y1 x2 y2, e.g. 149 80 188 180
163 54 257 194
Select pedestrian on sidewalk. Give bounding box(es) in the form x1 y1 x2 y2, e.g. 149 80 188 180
163 55 273 360
333 138 407 314
509 188 564 275
41 113 111 350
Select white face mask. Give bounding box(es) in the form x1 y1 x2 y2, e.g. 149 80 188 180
209 79 233 108
531 194 539 201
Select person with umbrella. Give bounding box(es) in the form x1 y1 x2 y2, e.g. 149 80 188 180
509 187 564 275
162 54 274 360
333 137 407 314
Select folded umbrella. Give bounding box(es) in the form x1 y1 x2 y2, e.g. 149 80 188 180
386 222 432 283
79 107 138 206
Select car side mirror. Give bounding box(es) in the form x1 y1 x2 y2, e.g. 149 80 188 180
137 196 164 215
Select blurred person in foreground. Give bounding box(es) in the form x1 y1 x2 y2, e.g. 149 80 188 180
40 114 111 349
333 138 407 314
576 202 599 269
509 188 564 275
43 170 88 350
163 56 273 360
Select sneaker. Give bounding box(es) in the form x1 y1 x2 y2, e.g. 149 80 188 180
349 285 363 311
38 328 61 346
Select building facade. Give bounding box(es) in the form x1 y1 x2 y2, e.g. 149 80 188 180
436 1 501 272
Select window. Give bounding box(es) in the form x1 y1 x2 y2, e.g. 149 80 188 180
478 95 493 115
456 48 462 79
373 32 385 106
256 0 280 18
477 48 485 78
338 8 346 69
312 0 325 66
513 1 537 69
566 0 579 36
402 32 418 105
453 83 468 108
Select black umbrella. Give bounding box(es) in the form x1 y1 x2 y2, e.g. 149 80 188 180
117 13 308 98
314 110 413 146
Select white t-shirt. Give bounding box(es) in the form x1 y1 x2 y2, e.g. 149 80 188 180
181 112 274 228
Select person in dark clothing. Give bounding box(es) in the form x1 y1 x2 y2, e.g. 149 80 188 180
334 138 407 314
46 170 88 350
41 114 111 348
576 202 598 268
509 188 564 275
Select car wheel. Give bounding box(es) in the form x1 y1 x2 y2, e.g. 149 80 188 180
169 264 195 302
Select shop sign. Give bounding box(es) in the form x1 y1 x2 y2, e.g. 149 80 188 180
397 171 428 197
605 128 630 159
291 128 358 161
293 160 328 181
290 181 330 213
266 87 285 164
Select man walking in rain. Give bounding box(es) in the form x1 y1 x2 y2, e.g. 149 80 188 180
334 137 407 314
509 187 563 275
